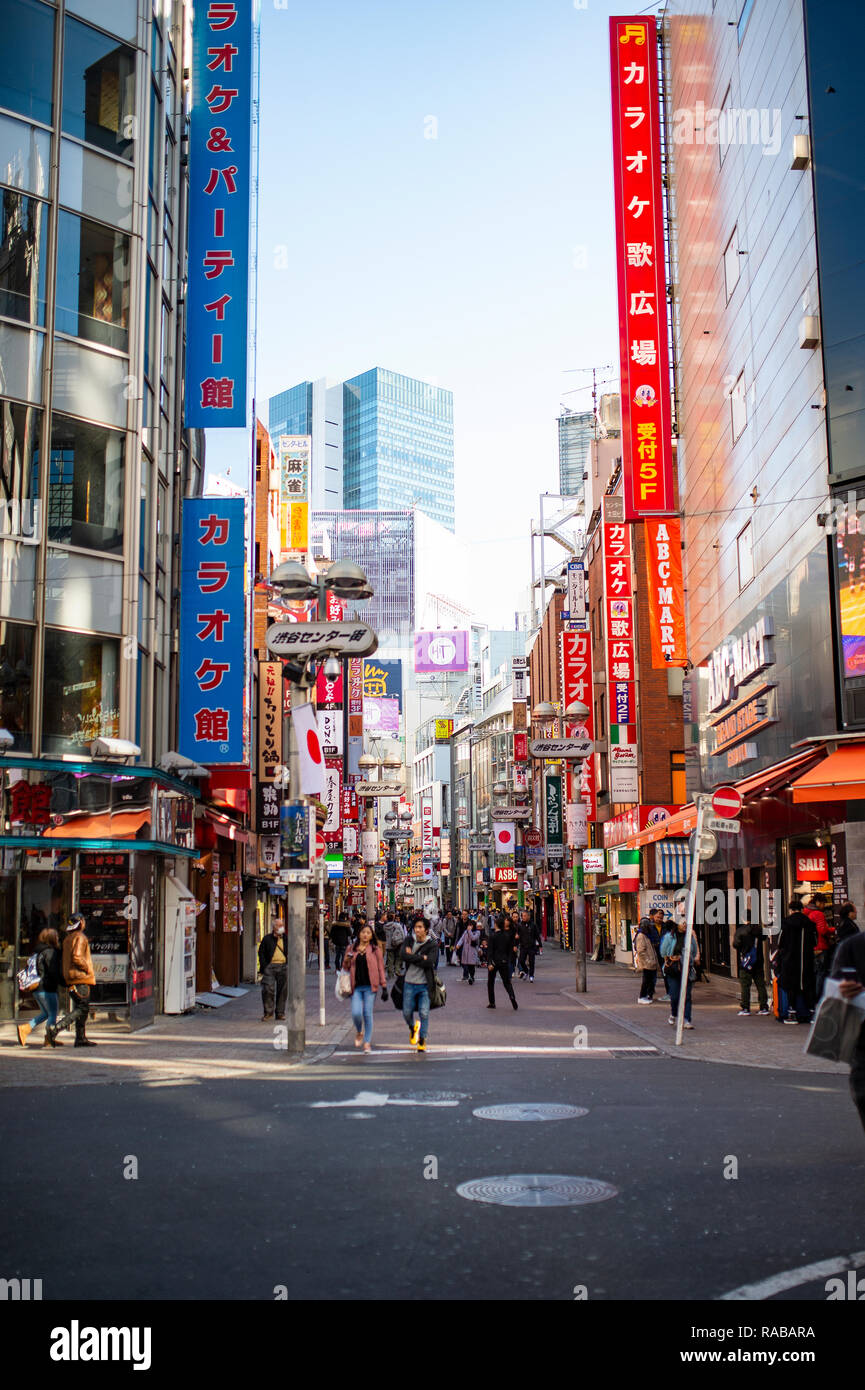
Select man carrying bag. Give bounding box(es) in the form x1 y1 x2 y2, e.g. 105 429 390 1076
816 929 865 1136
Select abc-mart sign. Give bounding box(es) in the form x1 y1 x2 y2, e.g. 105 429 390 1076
706 617 774 714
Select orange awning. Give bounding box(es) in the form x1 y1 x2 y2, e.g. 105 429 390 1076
43 810 150 840
791 743 865 804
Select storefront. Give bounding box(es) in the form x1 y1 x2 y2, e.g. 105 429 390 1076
0 760 197 1028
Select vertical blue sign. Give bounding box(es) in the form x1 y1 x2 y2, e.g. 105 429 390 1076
185 0 252 427
179 497 246 763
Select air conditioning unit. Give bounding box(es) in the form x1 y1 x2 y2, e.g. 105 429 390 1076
791 133 810 170
800 315 820 349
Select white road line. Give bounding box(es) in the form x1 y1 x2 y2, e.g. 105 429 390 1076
719 1249 865 1301
332 1044 657 1057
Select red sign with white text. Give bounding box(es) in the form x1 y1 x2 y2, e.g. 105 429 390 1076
795 848 829 882
560 629 596 821
644 515 687 667
610 16 674 518
603 522 636 713
513 730 528 763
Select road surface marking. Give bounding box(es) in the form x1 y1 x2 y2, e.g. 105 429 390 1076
719 1249 865 1300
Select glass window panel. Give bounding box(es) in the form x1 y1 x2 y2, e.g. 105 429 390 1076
148 83 160 194
0 617 33 749
0 538 35 620
62 17 136 161
67 0 138 42
0 0 54 127
723 226 740 302
0 321 43 404
139 463 150 569
0 113 50 198
45 549 123 634
56 210 130 351
0 401 40 542
48 414 124 554
0 189 47 325
52 338 127 429
138 575 149 647
59 138 133 232
42 628 120 754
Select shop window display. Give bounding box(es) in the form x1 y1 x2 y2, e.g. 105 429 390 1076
41 628 119 755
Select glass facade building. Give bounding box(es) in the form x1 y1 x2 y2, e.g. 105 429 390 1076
0 0 205 1026
311 509 415 646
557 408 592 501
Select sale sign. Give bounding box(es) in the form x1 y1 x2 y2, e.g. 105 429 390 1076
610 16 674 517
644 516 687 667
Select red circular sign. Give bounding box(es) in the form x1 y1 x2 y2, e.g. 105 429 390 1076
524 830 542 847
711 785 742 817
314 833 327 860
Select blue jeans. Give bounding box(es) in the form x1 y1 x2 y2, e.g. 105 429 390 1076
28 990 58 1033
402 981 430 1041
351 985 375 1043
666 972 692 1022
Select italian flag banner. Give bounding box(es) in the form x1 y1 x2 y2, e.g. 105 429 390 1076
610 724 634 745
617 848 640 892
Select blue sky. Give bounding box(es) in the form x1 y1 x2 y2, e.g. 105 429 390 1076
245 0 631 623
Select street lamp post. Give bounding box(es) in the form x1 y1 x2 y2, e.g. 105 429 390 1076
359 745 403 925
532 698 591 991
268 558 374 1058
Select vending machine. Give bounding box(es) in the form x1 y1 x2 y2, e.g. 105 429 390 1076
163 874 198 1013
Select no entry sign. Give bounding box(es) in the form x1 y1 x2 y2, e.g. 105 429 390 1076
711 785 742 818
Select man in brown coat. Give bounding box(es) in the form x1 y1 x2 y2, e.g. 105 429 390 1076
48 913 97 1048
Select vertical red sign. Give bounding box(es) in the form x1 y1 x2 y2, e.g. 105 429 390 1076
560 630 596 821
610 16 674 518
644 515 688 667
603 522 636 729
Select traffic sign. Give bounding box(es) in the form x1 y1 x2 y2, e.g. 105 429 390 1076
711 785 742 817
523 829 542 848
689 829 718 861
707 817 742 835
314 832 326 860
266 621 378 659
530 739 593 759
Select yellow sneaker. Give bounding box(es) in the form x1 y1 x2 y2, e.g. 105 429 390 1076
417 1039 427 1052
410 1021 420 1047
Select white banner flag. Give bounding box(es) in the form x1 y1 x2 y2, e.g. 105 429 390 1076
291 702 326 797
492 822 515 854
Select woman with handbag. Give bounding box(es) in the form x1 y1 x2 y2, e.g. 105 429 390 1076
662 927 699 1029
17 927 64 1048
342 924 387 1053
453 914 481 984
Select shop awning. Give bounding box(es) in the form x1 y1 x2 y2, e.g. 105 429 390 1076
43 810 150 840
656 841 691 885
204 809 250 844
791 742 865 804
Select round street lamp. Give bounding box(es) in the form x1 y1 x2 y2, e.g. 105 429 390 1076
532 701 557 722
269 560 318 600
323 559 374 600
564 700 590 721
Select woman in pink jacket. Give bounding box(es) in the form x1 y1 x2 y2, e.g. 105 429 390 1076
343 924 387 1053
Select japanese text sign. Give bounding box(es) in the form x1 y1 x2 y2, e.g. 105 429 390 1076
610 16 674 517
185 0 252 428
604 523 636 709
179 497 246 763
560 629 596 821
644 516 687 667
257 661 282 783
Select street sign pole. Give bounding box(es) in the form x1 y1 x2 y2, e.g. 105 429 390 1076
284 682 307 1059
316 858 326 1027
364 796 376 924
676 794 707 1047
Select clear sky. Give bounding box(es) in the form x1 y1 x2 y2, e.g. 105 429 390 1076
246 0 634 625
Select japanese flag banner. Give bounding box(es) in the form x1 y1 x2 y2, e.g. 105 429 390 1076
493 822 516 855
291 702 326 798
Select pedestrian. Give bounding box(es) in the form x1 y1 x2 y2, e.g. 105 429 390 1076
441 909 457 964
343 923 387 1054
633 918 659 1003
47 913 96 1048
400 918 437 1052
830 927 865 1136
486 913 519 1011
384 914 406 978
17 927 64 1048
733 919 770 1015
258 920 288 1021
805 892 836 999
778 899 817 1024
516 908 540 981
837 902 860 945
454 912 480 984
507 911 521 976
329 912 351 972
661 926 699 1029
374 915 387 956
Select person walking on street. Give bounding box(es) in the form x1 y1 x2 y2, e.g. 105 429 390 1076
633 918 659 1003
17 927 64 1048
733 920 769 1015
837 902 861 945
662 926 699 1029
258 921 288 1021
400 918 437 1052
831 927 865 1136
329 912 351 972
486 913 518 1010
805 893 836 999
384 915 406 979
516 909 540 981
47 913 96 1048
454 913 480 983
778 900 817 1023
441 910 457 964
343 923 386 1053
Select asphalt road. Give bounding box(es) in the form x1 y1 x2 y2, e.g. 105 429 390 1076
2 1047 863 1302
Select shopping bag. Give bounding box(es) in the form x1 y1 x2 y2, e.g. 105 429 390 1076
17 955 39 993
804 978 865 1064
335 970 352 1001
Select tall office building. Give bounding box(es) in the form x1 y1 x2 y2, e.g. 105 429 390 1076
271 367 454 531
557 408 592 500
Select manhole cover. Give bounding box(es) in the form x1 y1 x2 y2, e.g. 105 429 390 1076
456 1175 618 1207
472 1103 587 1122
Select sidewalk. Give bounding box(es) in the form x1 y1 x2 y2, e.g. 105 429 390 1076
571 959 848 1074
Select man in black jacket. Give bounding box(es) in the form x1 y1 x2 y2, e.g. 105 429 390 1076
487 914 518 1010
258 923 287 1021
831 929 865 1135
516 909 541 981
329 914 351 972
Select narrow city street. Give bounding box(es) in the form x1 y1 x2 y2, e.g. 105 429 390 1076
3 955 862 1304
